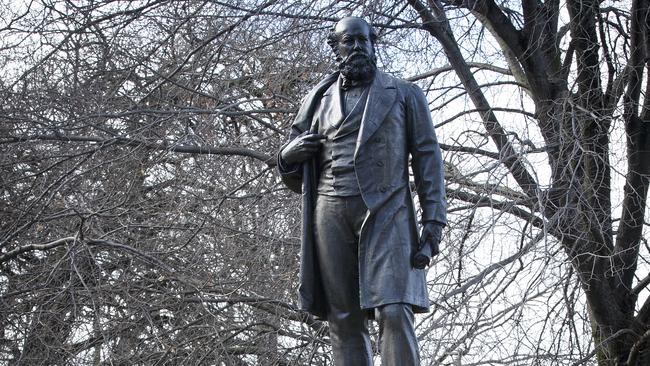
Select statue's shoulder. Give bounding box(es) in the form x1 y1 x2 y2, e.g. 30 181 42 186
296 72 338 108
378 71 420 93
306 73 339 95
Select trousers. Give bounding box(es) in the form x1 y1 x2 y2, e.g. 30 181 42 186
314 194 420 366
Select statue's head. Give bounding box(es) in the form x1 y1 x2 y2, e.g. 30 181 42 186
327 17 378 81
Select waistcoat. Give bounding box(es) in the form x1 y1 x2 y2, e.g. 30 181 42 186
317 86 369 196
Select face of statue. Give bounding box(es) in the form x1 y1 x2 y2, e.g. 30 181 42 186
333 17 377 82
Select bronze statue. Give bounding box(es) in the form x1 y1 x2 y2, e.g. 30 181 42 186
278 17 447 365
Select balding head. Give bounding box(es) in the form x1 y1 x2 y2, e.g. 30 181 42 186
326 17 378 82
333 17 374 39
327 17 378 62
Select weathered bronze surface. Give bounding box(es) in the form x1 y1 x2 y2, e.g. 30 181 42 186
278 17 447 365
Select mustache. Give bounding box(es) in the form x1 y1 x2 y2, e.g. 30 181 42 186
342 51 370 63
338 52 377 81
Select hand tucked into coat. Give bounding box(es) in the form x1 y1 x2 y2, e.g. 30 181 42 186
412 222 443 269
280 133 327 165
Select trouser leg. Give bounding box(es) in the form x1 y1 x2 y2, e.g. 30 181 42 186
377 303 420 366
314 195 372 366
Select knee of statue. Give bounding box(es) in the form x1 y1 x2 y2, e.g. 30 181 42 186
378 304 410 329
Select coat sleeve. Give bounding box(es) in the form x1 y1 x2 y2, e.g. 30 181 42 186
405 83 447 225
277 73 338 194
277 129 306 194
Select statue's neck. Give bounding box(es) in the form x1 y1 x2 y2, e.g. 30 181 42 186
340 71 375 90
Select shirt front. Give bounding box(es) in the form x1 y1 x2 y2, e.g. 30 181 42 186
317 77 370 196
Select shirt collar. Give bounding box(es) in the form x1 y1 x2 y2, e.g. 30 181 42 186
339 73 374 91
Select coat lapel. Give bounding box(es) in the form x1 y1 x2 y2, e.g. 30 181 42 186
355 72 396 157
319 80 344 130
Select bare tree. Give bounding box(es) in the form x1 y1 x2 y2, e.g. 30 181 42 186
399 0 650 364
1 1 329 364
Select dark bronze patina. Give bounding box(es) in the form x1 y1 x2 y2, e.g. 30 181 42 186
278 17 447 365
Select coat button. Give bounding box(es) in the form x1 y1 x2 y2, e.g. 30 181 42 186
373 137 382 143
376 161 384 167
379 185 387 192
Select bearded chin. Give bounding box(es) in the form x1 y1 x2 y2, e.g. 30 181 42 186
339 55 377 82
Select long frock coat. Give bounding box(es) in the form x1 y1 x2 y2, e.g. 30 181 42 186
278 71 447 318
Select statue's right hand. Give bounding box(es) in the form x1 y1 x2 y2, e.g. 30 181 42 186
281 133 327 165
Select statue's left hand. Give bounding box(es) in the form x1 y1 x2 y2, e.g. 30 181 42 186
412 222 443 269
419 222 442 256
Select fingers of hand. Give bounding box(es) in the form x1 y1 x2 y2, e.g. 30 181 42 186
412 253 430 269
299 141 321 153
302 133 327 141
296 134 325 153
300 139 323 147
